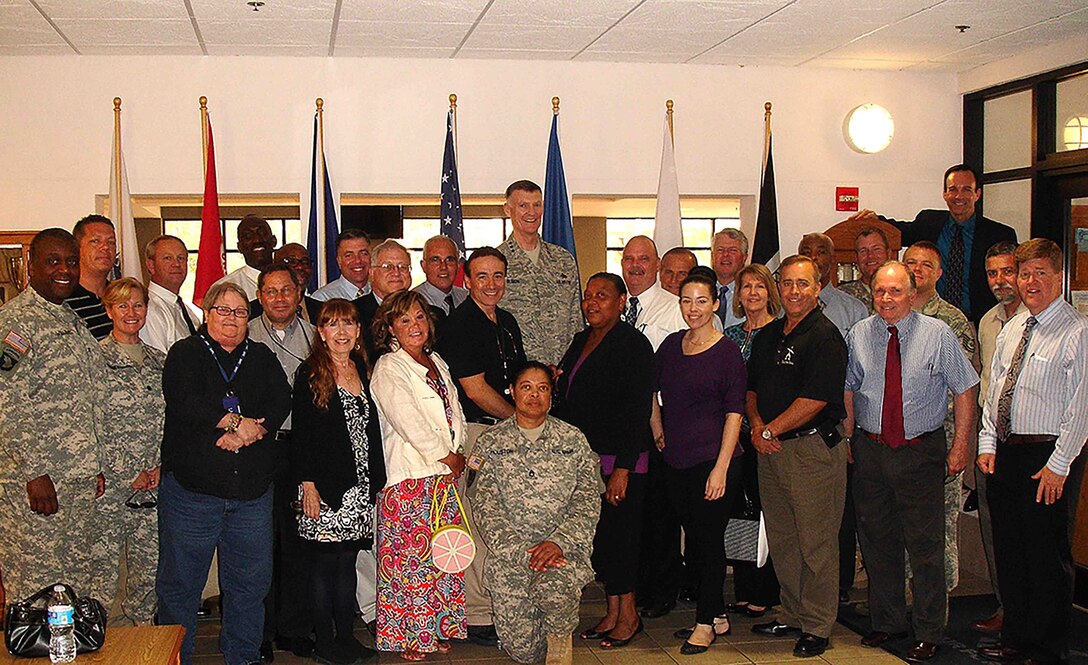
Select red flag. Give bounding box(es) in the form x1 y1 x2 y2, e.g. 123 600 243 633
193 118 224 306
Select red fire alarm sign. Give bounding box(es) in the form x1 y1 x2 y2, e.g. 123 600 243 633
836 187 859 212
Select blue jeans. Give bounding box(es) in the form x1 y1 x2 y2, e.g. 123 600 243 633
156 472 273 665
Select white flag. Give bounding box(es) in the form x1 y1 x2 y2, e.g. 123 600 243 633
110 119 139 279
653 115 683 251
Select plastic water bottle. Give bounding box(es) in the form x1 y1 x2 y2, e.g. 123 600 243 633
47 585 76 663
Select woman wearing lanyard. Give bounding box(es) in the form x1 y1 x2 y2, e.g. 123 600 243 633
553 272 655 649
157 281 292 665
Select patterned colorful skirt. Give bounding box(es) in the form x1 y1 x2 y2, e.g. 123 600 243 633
376 474 467 653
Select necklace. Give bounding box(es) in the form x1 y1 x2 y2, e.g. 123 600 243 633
685 330 717 346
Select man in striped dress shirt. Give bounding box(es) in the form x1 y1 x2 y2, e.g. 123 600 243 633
977 238 1088 665
843 261 978 662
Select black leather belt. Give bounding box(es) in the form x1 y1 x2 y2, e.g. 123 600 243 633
1001 434 1057 446
469 416 500 426
778 427 818 441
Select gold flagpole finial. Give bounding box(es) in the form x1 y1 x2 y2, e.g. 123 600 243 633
552 96 560 115
316 97 323 113
764 101 772 118
449 93 457 110
113 97 122 112
199 96 207 110
666 99 675 140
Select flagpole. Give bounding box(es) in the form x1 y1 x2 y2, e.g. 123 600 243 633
112 98 122 204
200 96 208 175
449 93 458 159
316 97 327 285
666 99 674 143
763 102 772 169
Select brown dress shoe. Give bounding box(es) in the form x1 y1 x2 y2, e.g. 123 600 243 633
977 645 1027 662
905 642 938 661
861 631 907 647
969 612 1004 634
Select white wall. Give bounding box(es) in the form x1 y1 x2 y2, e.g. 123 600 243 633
0 56 961 254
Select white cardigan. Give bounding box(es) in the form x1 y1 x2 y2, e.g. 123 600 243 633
370 347 468 488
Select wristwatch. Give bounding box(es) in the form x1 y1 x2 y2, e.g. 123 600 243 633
761 427 774 441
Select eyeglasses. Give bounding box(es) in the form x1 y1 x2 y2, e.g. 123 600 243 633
426 257 458 266
377 263 411 273
211 306 250 318
281 257 312 267
125 489 158 510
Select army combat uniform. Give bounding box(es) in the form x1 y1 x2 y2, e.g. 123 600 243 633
471 416 600 663
0 287 106 602
839 279 874 315
90 336 166 623
917 291 980 592
497 237 582 366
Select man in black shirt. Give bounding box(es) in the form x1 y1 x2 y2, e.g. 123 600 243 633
437 246 527 647
745 255 848 658
65 214 115 339
157 281 292 665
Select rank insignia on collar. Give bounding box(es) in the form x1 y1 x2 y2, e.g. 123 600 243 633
467 454 485 471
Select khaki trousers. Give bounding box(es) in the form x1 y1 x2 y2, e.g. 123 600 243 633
460 422 494 626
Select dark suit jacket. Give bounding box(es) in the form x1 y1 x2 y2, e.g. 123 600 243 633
290 357 386 511
552 321 654 471
353 293 381 358
881 209 1017 323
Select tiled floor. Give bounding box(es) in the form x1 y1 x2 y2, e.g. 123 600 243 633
192 583 888 665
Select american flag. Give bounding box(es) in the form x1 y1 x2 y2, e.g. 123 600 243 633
440 108 465 257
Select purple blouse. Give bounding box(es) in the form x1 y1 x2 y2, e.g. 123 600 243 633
653 331 747 469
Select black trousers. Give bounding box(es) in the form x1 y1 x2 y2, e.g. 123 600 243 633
731 444 780 607
264 463 313 642
838 463 858 594
989 439 1072 664
592 472 647 596
665 460 741 625
852 430 946 643
636 448 682 606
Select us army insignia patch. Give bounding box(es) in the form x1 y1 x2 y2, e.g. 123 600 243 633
466 454 485 471
1 330 29 371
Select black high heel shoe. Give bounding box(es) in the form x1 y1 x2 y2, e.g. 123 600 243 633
680 632 717 655
599 620 644 649
579 626 612 640
674 617 731 640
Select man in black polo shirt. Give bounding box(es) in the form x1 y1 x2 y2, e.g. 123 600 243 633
438 246 527 647
746 255 848 658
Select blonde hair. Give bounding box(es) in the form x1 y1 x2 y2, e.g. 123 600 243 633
102 277 148 307
732 264 782 318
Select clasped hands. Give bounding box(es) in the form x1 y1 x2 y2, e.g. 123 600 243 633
216 414 267 452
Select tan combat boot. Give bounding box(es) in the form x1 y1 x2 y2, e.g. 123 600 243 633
546 633 572 665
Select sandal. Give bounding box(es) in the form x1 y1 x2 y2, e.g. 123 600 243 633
400 650 427 661
600 620 643 649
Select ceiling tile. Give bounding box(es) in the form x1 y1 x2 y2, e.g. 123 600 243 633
0 43 71 53
574 49 690 63
80 43 204 54
335 19 471 50
199 19 331 46
33 0 189 20
0 1 65 47
460 22 606 51
189 0 337 21
334 46 456 58
338 0 490 24
478 0 642 27
456 48 580 60
53 18 196 46
205 44 328 56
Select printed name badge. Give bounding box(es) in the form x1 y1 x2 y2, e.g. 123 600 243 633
466 454 485 471
223 391 241 414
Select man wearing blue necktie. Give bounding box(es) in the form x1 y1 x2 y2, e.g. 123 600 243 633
711 229 748 330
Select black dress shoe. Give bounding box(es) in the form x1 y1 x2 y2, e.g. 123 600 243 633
963 488 979 512
861 630 908 647
906 641 939 661
275 635 314 658
793 634 829 657
978 646 1028 662
752 620 801 637
639 601 676 618
468 624 499 647
579 627 611 640
679 633 716 655
599 620 643 649
259 640 275 663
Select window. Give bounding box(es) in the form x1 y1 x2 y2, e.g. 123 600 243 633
162 207 302 302
605 217 741 275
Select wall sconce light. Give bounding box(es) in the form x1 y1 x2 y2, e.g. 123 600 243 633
843 103 894 154
1064 116 1088 151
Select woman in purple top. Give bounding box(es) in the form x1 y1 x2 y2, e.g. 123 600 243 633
651 270 746 655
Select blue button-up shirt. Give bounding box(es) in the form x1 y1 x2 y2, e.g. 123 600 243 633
312 275 372 301
846 310 979 439
935 213 974 313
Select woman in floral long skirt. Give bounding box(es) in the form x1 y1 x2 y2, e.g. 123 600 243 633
370 290 469 661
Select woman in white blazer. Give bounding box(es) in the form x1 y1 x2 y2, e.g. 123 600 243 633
369 290 468 661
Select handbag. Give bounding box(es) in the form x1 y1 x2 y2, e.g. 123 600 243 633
430 482 476 574
724 489 770 567
4 583 107 658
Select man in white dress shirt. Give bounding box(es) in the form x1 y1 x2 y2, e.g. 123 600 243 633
312 228 373 301
413 235 468 317
213 214 276 300
620 236 685 352
976 238 1088 665
658 248 698 297
140 235 202 353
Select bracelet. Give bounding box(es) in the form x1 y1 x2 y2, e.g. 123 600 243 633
224 413 243 433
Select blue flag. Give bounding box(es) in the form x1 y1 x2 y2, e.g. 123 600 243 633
307 114 340 292
543 113 577 261
440 108 465 259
